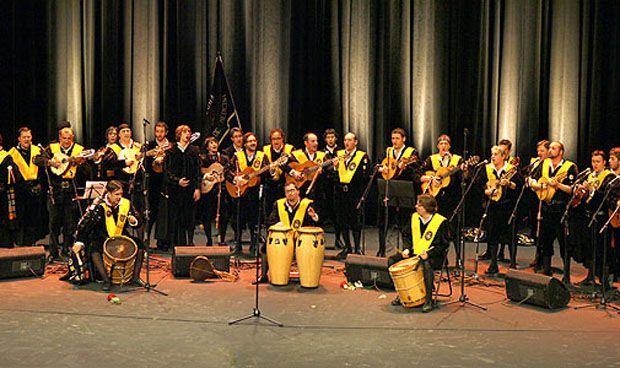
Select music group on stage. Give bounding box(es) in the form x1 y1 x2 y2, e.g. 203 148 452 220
0 121 618 312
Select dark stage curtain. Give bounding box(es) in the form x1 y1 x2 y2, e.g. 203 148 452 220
1 0 619 167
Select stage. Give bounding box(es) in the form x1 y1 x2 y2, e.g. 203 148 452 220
1 228 619 367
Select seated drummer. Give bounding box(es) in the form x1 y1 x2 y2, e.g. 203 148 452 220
63 180 143 291
388 194 449 313
255 182 320 283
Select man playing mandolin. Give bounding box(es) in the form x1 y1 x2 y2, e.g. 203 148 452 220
34 121 90 260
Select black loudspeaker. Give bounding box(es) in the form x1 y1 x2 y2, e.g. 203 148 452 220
505 269 570 309
172 246 231 277
345 254 394 289
0 246 46 279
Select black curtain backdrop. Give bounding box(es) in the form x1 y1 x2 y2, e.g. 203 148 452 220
1 0 619 168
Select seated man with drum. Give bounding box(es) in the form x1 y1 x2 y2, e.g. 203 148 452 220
256 182 320 283
65 180 143 291
388 194 449 313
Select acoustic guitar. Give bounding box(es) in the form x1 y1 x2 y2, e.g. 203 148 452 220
610 200 620 228
50 149 95 176
226 154 289 198
486 166 518 202
200 162 225 194
285 156 340 187
380 155 417 180
536 170 569 203
421 155 480 197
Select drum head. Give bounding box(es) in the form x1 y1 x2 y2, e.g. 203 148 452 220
104 236 138 261
389 257 419 272
297 226 324 234
269 224 292 233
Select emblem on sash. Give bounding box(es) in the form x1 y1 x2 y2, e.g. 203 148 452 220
424 231 433 241
293 219 301 229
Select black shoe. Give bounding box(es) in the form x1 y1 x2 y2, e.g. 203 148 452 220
391 295 401 306
376 250 385 258
252 276 269 285
58 272 71 281
102 280 111 292
576 277 595 287
422 301 434 313
478 252 490 260
485 265 499 275
509 262 518 269
337 249 350 260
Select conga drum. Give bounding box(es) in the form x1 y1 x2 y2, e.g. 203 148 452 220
103 235 138 285
388 257 426 308
295 227 325 288
266 224 295 285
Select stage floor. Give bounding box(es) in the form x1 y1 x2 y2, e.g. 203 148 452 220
1 228 619 367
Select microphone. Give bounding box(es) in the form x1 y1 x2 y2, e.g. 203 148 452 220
474 159 489 168
258 184 264 200
143 118 151 126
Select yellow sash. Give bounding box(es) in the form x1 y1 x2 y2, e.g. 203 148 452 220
263 144 293 179
337 150 365 184
291 149 326 164
430 153 462 171
109 144 122 157
386 146 415 160
411 213 446 256
0 150 9 166
50 143 84 179
276 197 313 230
236 150 265 171
541 159 574 182
9 146 41 181
101 198 131 237
485 163 515 181
585 169 613 203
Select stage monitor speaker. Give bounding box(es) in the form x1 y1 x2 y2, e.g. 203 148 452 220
345 254 394 289
505 269 570 309
172 246 231 277
0 246 46 279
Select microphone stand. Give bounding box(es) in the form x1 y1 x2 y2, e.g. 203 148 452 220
229 184 283 326
124 121 168 296
356 164 380 255
381 153 392 257
508 167 537 269
445 162 488 311
575 180 620 313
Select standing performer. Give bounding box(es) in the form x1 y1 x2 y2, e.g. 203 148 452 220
0 134 16 245
262 128 294 215
575 150 615 287
376 128 418 257
8 127 47 245
388 194 450 313
286 132 327 198
608 148 620 283
222 127 244 242
114 124 144 209
527 140 550 270
528 141 578 284
160 125 201 247
332 132 369 258
34 122 89 259
494 139 520 261
322 129 343 249
226 132 271 254
199 137 229 246
144 121 171 250
68 180 143 291
92 126 119 181
420 134 463 265
479 145 521 274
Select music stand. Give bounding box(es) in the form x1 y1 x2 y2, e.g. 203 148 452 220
377 179 416 253
83 181 107 200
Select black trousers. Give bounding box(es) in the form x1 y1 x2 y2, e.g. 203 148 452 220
539 203 569 258
388 253 439 302
48 189 78 254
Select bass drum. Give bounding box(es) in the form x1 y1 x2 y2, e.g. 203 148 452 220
103 235 138 285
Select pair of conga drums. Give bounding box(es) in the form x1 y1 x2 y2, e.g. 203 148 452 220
388 257 426 308
266 224 325 288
